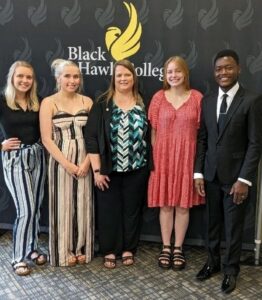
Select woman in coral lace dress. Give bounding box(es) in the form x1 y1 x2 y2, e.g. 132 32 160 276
148 56 204 270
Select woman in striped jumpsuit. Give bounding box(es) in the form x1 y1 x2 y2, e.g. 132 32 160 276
40 59 94 267
0 61 46 276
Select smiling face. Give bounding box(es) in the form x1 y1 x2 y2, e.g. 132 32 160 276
165 61 186 88
59 65 81 93
214 56 240 91
114 65 134 93
13 66 33 95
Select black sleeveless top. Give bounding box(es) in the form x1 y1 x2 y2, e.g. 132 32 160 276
0 94 40 145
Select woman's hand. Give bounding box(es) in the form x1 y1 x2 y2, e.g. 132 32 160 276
94 173 110 191
2 138 21 151
64 162 79 178
77 161 90 178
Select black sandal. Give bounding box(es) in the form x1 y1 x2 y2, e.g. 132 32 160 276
122 254 134 266
29 251 47 266
104 256 116 269
158 245 172 269
172 246 186 270
12 262 31 276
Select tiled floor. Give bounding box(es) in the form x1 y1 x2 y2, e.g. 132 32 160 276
0 231 261 299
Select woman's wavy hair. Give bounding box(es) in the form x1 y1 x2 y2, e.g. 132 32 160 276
163 56 190 91
99 59 144 107
4 61 39 111
51 58 83 92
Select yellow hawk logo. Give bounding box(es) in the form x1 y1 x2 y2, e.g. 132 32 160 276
105 2 142 61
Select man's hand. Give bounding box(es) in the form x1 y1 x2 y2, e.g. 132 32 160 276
194 178 206 197
230 180 249 205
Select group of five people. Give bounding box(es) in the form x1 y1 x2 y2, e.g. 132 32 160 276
0 49 261 294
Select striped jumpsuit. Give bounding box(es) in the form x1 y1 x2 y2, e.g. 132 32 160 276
0 95 46 265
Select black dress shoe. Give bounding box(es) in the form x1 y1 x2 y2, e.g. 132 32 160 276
196 263 221 281
221 275 236 294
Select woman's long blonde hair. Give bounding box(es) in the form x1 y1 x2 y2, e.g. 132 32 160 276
4 61 39 111
99 59 144 107
163 56 190 91
51 58 83 92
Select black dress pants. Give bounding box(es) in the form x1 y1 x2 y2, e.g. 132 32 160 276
96 167 148 256
205 179 248 276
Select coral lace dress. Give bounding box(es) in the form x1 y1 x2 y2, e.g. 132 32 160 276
148 89 204 208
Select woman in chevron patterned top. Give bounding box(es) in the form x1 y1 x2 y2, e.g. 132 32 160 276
85 59 150 269
148 56 204 271
40 59 94 267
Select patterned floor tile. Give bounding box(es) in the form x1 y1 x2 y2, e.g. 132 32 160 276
0 231 261 300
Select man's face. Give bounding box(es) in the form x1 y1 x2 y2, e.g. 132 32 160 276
214 56 240 91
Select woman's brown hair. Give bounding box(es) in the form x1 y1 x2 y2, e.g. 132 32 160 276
99 59 144 107
163 56 190 91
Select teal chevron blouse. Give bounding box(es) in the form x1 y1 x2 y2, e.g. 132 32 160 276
110 103 148 172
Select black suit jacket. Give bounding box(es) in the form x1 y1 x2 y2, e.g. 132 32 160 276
194 86 262 185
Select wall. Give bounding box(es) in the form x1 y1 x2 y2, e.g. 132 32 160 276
1 0 262 246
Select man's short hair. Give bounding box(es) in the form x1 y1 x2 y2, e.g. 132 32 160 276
213 49 240 65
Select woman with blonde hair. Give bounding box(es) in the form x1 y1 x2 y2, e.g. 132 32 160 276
85 59 150 269
40 59 93 267
0 61 46 276
148 56 204 270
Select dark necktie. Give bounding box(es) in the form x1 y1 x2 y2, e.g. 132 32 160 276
218 94 228 134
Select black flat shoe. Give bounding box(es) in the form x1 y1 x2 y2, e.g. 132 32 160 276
221 275 236 294
196 263 221 281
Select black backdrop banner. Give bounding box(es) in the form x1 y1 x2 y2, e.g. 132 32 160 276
1 0 262 247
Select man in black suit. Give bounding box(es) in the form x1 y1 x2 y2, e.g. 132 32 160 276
194 49 262 294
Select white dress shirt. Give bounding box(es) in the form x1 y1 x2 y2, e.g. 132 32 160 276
216 82 239 121
194 82 252 186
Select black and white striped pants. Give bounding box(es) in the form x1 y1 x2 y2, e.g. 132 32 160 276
2 142 46 264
